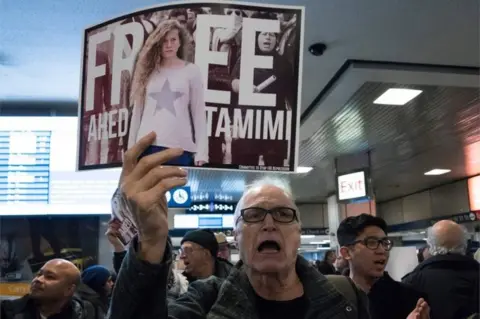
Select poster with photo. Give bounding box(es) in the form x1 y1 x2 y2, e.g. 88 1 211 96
77 0 304 172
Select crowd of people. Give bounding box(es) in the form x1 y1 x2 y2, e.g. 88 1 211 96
1 137 479 318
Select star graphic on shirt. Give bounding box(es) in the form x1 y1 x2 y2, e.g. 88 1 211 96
149 79 184 116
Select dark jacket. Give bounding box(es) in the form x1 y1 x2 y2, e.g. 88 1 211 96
76 283 109 316
402 254 480 319
107 237 370 319
113 251 127 274
1 294 97 319
182 258 234 283
368 272 426 319
316 261 336 275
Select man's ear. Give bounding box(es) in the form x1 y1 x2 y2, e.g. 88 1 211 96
339 246 352 261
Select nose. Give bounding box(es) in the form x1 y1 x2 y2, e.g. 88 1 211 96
261 214 277 232
375 244 387 254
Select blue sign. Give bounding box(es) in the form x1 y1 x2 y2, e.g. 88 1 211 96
388 211 480 233
166 186 191 208
0 131 51 205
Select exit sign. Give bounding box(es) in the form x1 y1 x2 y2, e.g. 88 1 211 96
337 170 368 201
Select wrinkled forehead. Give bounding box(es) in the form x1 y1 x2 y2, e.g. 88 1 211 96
242 185 296 210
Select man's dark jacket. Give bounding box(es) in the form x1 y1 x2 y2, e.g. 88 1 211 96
368 272 425 319
106 237 370 319
402 254 479 319
1 294 98 319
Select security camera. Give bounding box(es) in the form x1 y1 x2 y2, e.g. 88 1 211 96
308 42 327 56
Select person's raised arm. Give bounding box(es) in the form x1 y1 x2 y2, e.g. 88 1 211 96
107 132 187 319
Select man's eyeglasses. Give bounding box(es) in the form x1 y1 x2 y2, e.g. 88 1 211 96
178 247 203 256
349 237 393 251
236 207 298 224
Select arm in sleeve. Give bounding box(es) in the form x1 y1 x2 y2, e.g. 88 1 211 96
190 65 209 163
113 250 127 274
107 236 170 319
127 101 142 149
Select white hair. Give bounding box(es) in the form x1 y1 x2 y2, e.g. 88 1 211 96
233 176 298 231
426 224 469 256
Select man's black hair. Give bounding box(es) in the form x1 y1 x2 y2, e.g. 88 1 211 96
337 214 388 247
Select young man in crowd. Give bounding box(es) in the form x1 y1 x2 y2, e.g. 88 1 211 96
337 213 428 319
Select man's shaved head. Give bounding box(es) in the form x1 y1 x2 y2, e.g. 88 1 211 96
427 220 469 256
30 258 81 301
46 259 81 285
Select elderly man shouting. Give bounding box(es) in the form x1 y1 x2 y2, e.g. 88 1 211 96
107 133 428 319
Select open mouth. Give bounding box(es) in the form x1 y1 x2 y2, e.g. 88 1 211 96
257 240 281 253
373 260 386 266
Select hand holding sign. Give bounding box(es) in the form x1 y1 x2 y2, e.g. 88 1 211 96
119 131 187 263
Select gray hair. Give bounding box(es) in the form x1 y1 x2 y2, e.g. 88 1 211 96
233 176 298 231
426 224 469 256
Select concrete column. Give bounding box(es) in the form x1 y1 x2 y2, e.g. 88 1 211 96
327 195 341 250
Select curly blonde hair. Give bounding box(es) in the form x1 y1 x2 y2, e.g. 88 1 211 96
130 19 192 107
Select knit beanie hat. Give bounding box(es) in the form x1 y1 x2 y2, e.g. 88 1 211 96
81 265 111 294
181 229 218 257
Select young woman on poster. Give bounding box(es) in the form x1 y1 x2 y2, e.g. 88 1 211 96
128 19 208 167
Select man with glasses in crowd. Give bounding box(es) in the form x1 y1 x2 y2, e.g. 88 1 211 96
337 214 429 319
178 229 232 282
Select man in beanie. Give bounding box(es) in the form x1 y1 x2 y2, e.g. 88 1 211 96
179 229 233 282
77 265 113 316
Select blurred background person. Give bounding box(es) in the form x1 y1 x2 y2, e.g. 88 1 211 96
334 254 350 276
78 265 113 316
215 232 232 262
179 229 233 282
403 220 479 319
315 250 336 275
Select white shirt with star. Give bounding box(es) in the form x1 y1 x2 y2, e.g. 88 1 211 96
128 63 208 163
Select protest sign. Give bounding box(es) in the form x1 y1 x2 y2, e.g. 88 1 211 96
78 0 304 172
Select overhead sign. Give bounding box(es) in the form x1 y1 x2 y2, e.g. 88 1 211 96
167 186 191 208
337 170 367 201
388 211 480 232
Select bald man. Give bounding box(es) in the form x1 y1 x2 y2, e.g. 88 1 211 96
403 220 479 319
1 258 98 319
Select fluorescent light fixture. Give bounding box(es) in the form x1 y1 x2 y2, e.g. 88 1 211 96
301 235 315 239
296 166 313 174
374 88 423 105
424 169 451 176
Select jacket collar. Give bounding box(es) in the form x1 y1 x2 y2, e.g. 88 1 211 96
207 256 350 319
416 253 480 271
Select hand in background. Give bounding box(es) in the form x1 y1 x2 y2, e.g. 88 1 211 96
105 220 125 252
407 298 430 319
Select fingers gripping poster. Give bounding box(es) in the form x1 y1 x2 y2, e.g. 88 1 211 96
78 1 304 172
